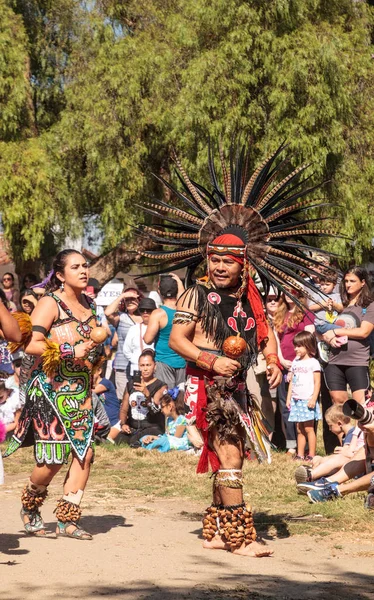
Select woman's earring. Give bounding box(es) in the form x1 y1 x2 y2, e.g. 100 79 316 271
60 281 65 292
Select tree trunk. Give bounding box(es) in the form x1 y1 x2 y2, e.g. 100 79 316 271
89 239 152 286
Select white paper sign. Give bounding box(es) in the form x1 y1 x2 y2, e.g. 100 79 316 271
95 282 123 306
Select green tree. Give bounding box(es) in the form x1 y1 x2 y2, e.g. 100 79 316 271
1 0 374 278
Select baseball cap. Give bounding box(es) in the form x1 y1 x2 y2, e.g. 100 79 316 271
138 298 157 312
159 276 178 299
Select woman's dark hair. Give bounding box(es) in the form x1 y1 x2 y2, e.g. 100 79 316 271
45 249 85 293
20 288 38 303
293 330 317 357
139 349 155 362
21 273 38 289
340 266 374 308
160 390 185 415
0 380 8 393
0 288 9 309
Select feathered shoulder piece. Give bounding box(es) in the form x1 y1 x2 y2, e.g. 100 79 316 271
136 140 340 298
8 312 32 354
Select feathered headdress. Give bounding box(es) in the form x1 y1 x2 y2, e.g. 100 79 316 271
136 141 339 299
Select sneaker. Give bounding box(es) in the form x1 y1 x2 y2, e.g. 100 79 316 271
364 491 374 510
297 477 332 495
318 341 330 364
364 476 374 510
304 455 315 462
293 454 305 461
295 465 312 485
307 482 341 503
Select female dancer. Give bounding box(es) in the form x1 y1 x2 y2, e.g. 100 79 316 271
323 266 374 406
5 249 101 540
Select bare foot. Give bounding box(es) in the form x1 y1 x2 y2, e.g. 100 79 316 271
233 540 274 557
202 535 229 551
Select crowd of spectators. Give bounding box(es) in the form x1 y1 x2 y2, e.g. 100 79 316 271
0 259 373 509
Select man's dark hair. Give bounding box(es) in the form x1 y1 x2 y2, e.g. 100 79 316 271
159 276 178 299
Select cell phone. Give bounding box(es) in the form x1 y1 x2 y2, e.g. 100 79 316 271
133 370 142 384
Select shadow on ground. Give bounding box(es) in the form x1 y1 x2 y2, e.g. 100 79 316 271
0 533 29 557
1 569 374 600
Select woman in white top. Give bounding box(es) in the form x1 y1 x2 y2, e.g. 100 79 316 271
123 298 156 375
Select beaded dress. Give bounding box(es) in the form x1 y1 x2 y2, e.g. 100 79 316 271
5 293 99 464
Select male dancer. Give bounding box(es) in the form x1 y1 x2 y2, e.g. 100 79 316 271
169 233 281 557
138 141 336 557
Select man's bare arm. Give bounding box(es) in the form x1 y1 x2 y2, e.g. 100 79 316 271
143 309 162 344
169 288 241 377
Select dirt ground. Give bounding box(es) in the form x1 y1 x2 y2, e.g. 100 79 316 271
1 472 374 600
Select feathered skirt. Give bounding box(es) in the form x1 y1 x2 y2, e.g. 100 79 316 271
184 366 272 473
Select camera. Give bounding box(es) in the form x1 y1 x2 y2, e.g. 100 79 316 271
343 399 374 426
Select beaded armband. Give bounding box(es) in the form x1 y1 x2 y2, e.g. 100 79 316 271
59 342 75 360
196 350 218 371
42 339 75 377
173 310 197 325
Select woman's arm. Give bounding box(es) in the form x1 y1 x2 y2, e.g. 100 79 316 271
286 371 293 409
308 371 321 408
152 385 168 407
119 390 131 432
0 302 22 342
24 296 59 355
334 321 374 340
143 310 162 344
104 295 125 326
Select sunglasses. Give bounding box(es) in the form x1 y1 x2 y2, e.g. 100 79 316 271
139 308 153 313
125 297 139 302
2 277 12 281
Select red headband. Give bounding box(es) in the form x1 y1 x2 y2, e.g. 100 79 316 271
207 234 245 264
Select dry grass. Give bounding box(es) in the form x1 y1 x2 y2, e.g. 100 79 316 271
2 436 374 540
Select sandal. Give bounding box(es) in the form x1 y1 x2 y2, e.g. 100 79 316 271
56 520 93 540
21 508 46 536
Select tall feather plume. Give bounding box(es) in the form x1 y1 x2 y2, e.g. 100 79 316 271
219 141 231 203
135 140 339 293
172 152 213 215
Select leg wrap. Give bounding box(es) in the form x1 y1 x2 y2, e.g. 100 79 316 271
202 504 220 541
202 503 256 550
55 490 83 523
213 469 243 489
21 480 48 512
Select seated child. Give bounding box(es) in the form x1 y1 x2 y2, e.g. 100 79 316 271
0 380 22 435
295 404 365 491
300 417 374 505
141 389 193 452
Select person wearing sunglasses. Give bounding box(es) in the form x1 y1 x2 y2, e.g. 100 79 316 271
1 273 20 311
104 285 143 400
123 298 156 376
